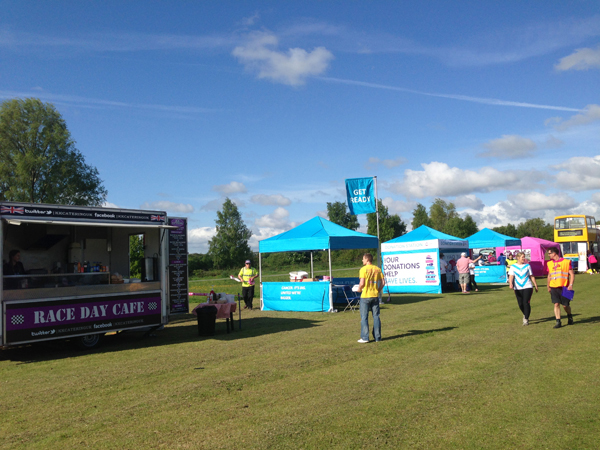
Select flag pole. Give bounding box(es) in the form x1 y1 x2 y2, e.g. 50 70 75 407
374 176 382 302
374 176 380 263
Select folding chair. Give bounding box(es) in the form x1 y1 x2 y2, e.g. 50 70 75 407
341 284 361 312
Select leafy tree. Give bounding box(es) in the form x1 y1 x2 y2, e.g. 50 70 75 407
411 203 431 230
208 198 253 269
0 98 107 205
367 199 407 242
443 214 479 239
429 198 458 232
516 218 554 241
326 201 359 230
188 253 214 272
492 223 518 237
129 234 144 279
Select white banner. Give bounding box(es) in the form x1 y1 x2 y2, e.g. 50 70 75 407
383 252 439 287
578 242 588 272
382 239 439 252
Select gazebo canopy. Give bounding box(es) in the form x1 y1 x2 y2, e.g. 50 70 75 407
381 225 468 252
258 216 378 253
467 228 521 248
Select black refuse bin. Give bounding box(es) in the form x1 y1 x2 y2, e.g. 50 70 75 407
197 306 218 336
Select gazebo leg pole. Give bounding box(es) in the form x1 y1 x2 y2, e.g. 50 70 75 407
259 251 262 310
328 248 333 312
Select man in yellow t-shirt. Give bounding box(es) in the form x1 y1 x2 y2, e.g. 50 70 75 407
237 260 258 310
546 247 574 328
357 253 385 343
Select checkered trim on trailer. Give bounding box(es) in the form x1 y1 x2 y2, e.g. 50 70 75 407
148 302 158 310
11 315 25 325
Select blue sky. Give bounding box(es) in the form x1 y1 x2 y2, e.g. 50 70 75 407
1 1 599 252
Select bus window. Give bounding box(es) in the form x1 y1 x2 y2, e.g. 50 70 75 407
559 242 579 255
587 218 593 228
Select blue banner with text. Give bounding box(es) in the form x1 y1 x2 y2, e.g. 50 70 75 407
345 177 376 215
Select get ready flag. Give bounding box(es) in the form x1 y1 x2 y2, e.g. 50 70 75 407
345 177 376 215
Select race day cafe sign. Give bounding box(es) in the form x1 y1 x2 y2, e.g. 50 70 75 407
381 238 468 293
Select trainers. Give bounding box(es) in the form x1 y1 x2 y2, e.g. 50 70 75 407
523 318 529 326
357 339 369 343
568 316 574 325
553 321 562 329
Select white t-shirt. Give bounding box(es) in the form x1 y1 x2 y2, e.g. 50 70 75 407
508 263 533 290
440 259 448 275
468 262 475 275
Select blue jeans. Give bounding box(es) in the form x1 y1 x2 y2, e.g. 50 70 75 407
360 297 381 342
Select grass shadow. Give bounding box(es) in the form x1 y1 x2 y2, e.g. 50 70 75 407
570 315 600 325
0 315 323 363
384 326 457 341
530 313 588 325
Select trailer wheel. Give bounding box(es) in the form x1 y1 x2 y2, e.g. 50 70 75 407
74 333 103 350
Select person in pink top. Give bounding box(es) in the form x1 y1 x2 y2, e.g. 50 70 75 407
456 252 483 294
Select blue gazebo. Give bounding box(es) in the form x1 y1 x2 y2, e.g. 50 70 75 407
381 225 468 294
258 217 378 312
467 228 521 283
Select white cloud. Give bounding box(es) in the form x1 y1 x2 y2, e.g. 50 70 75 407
568 199 600 220
254 207 291 228
188 227 216 253
232 31 334 86
249 208 300 251
508 192 578 211
552 104 600 131
387 161 546 199
453 195 484 210
381 197 416 214
0 89 216 116
591 192 600 205
543 135 564 148
553 155 600 191
315 210 328 219
250 194 292 206
212 181 247 195
555 45 600 71
479 135 537 159
365 157 407 170
200 197 245 211
319 77 581 112
140 200 194 213
463 201 556 230
102 201 120 209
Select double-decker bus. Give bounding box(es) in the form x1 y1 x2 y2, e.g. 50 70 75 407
554 215 599 270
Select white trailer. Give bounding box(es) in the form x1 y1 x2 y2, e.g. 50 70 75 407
1 202 189 349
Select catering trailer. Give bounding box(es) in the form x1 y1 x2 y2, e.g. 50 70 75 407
1 202 189 349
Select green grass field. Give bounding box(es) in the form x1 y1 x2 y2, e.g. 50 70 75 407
1 274 599 449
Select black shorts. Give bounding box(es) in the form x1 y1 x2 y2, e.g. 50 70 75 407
550 287 570 306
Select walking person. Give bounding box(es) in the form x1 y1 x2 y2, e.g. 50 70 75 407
546 247 575 328
456 252 483 294
468 262 478 292
357 253 385 343
440 253 448 293
234 259 258 310
508 251 538 325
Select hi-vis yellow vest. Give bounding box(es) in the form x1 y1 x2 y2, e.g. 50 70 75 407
548 258 571 288
238 266 258 287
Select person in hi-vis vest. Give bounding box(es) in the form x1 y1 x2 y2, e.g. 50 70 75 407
236 259 258 310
